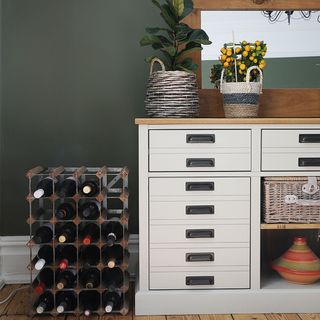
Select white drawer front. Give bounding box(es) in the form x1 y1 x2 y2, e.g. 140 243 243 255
150 224 250 244
149 177 250 198
150 129 251 149
149 129 251 172
150 270 250 289
150 200 250 221
262 129 320 171
149 152 251 172
262 130 320 148
150 247 250 267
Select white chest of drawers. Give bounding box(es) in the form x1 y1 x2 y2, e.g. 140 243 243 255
135 118 320 315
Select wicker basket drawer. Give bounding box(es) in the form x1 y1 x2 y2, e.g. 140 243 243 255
150 269 250 290
150 247 249 268
263 176 320 223
149 129 251 171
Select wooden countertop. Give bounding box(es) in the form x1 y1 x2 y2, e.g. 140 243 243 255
135 118 320 125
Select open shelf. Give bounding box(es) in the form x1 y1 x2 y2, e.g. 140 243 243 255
261 223 320 230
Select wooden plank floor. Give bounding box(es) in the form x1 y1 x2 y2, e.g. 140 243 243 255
0 285 320 319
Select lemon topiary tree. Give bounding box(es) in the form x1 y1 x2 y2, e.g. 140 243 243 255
140 0 211 73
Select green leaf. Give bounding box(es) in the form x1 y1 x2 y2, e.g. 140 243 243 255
177 42 202 57
160 4 179 28
140 35 162 46
179 0 193 20
175 23 193 41
151 0 162 10
186 29 212 45
176 57 198 72
160 46 176 57
172 0 184 17
146 27 171 34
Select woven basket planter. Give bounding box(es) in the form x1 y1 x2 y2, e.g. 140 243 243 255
220 66 263 118
145 58 199 118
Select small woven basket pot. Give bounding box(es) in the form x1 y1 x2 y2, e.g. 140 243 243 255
220 66 263 118
145 58 199 118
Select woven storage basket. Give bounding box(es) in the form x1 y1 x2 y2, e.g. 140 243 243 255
220 66 263 118
263 176 320 223
145 58 199 118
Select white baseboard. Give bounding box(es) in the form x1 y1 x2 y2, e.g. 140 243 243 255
0 234 139 285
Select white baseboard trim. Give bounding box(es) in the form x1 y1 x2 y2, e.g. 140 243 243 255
0 234 139 285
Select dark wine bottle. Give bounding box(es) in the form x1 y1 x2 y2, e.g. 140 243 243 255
79 181 99 197
101 245 129 269
79 290 100 317
56 245 77 270
56 222 76 243
102 267 128 290
59 176 77 197
79 245 100 266
79 267 100 289
31 224 53 244
34 291 54 314
56 291 77 314
102 291 122 313
56 269 77 289
55 202 76 220
31 245 53 270
33 177 58 199
79 223 100 245
32 268 54 294
102 221 123 246
78 201 100 220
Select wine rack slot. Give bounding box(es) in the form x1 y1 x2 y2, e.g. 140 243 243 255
26 166 130 316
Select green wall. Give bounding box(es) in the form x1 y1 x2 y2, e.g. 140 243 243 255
0 0 163 235
202 57 320 89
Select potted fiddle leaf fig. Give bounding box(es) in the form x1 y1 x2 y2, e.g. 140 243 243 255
140 0 212 72
140 0 212 118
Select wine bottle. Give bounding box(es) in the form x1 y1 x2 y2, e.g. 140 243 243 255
56 222 76 243
79 223 100 245
79 290 100 317
56 269 77 289
102 267 128 290
32 268 54 294
56 245 77 270
102 221 123 246
101 245 129 269
56 291 77 314
55 202 76 220
33 177 58 199
34 291 54 314
79 245 100 266
79 180 99 197
102 291 122 313
59 176 77 197
79 267 100 289
31 224 53 244
78 201 100 220
31 245 53 270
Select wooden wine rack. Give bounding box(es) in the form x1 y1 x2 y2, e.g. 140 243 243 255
26 166 130 316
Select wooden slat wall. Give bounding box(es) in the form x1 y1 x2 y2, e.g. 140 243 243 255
183 0 320 118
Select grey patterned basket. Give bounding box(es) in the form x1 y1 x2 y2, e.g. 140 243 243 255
263 177 320 223
145 58 199 118
220 66 263 118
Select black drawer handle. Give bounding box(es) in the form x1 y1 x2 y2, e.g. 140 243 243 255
186 253 215 262
185 182 214 191
298 158 320 167
186 134 215 144
186 205 215 215
186 158 215 168
186 229 215 238
186 276 215 286
299 134 320 143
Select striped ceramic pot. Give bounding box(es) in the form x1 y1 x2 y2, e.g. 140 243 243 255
272 236 320 284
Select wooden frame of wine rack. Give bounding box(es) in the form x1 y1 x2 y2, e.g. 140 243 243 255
26 165 130 316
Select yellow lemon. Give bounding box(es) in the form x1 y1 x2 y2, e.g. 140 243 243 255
239 70 243 75
242 51 248 57
255 40 261 46
226 49 232 57
242 40 247 45
223 62 229 68
240 64 246 71
235 47 241 54
220 55 227 61
259 64 265 69
226 57 231 62
256 45 261 51
237 61 241 66
262 52 266 56
249 56 254 61
220 48 227 54
254 58 258 64
243 77 247 81
260 59 265 65
245 45 251 52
